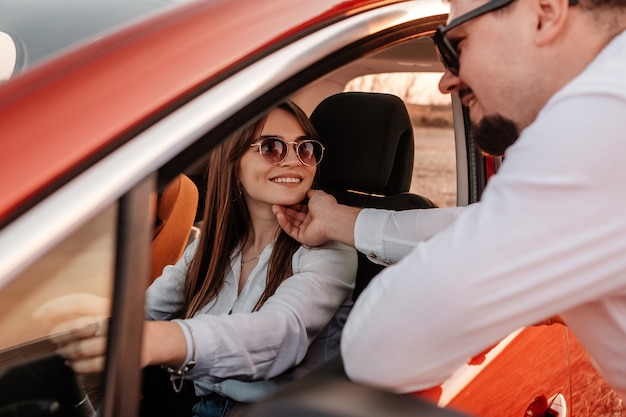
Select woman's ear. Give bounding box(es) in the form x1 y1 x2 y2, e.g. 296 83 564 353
534 0 570 45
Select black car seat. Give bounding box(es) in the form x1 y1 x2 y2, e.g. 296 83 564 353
310 92 437 300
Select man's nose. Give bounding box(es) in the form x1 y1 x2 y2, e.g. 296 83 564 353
438 69 462 94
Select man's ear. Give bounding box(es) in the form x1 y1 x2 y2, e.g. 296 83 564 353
534 0 569 45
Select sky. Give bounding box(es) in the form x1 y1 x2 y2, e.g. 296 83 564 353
345 72 450 106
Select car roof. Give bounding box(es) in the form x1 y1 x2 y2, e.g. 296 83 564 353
0 0 409 227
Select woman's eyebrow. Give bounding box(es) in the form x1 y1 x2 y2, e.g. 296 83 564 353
260 134 312 141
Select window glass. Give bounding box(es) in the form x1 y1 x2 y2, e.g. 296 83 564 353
0 203 116 415
345 72 456 207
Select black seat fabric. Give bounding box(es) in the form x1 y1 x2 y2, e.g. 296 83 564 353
310 92 437 300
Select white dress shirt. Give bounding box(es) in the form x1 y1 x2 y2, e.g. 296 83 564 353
342 30 626 399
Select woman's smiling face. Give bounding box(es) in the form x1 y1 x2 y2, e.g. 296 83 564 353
238 107 317 211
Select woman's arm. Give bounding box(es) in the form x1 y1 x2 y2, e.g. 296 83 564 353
179 241 357 383
145 240 197 320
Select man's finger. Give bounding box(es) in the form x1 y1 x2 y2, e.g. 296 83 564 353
274 204 308 221
275 210 300 241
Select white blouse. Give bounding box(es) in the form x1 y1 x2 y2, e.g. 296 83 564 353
146 238 357 401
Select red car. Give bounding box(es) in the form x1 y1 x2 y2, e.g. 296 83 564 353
0 0 620 416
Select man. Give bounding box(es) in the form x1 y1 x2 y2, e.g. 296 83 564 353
273 0 626 401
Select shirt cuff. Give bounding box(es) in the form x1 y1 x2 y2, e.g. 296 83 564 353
354 209 392 265
172 319 196 366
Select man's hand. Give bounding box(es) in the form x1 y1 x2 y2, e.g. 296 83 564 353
273 189 361 248
273 190 334 247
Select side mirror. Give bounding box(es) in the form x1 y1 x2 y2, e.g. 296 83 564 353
0 32 23 81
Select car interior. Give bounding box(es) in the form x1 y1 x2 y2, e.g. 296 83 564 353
150 174 199 284
138 85 456 417
0 39 461 417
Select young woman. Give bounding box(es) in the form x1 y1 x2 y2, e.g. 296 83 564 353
41 102 357 417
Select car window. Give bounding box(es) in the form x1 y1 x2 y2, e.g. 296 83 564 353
0 202 116 415
344 72 456 207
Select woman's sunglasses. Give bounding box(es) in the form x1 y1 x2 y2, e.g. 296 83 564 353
250 136 325 167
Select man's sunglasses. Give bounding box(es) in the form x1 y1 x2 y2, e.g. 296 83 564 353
434 0 578 75
250 136 325 167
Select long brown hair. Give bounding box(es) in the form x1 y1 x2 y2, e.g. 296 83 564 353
182 102 318 318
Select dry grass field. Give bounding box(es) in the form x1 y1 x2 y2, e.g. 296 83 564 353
408 102 456 208
411 125 456 208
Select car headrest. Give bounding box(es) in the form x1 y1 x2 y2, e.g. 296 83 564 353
311 92 414 196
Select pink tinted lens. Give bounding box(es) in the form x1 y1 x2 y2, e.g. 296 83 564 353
296 141 320 166
259 138 287 164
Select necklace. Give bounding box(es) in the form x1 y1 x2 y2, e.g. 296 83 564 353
241 254 261 265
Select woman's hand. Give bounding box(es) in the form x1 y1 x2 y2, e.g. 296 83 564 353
34 294 189 373
49 316 109 373
33 293 111 373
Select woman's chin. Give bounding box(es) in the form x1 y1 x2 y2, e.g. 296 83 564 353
274 195 307 207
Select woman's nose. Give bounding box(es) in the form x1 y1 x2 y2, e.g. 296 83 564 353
279 144 301 166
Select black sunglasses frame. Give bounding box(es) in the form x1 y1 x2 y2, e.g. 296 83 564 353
250 136 325 167
434 0 579 75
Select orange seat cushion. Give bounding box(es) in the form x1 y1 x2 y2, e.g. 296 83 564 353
151 174 199 284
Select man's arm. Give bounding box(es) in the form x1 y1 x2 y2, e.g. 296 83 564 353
354 206 463 265
340 91 626 395
274 190 462 254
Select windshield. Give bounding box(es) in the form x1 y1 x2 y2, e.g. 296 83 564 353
0 0 192 80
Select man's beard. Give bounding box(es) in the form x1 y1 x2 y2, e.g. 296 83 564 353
471 114 520 157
